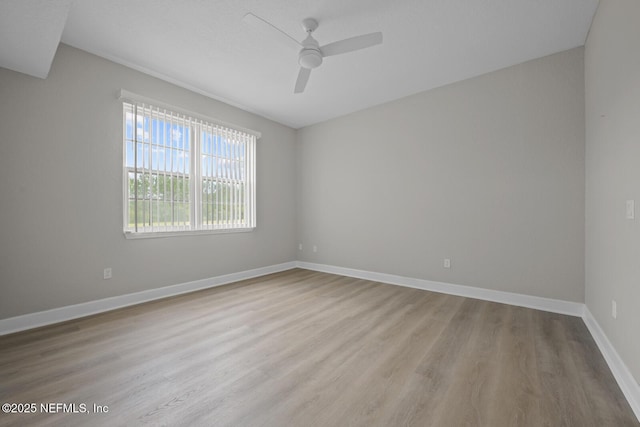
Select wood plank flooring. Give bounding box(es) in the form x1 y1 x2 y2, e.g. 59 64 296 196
0 268 637 426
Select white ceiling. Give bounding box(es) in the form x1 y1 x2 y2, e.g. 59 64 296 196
0 0 73 78
2 0 598 129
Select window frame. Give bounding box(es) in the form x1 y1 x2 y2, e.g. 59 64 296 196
120 90 259 239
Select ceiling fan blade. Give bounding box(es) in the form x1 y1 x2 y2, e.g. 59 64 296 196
320 32 383 57
294 67 311 93
243 13 301 50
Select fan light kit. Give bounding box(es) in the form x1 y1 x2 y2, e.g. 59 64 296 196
243 13 383 94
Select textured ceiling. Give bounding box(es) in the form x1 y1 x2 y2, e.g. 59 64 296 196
2 0 598 128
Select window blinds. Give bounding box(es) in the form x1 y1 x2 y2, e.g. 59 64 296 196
122 96 256 235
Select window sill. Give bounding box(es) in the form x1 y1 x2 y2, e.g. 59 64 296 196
124 228 255 239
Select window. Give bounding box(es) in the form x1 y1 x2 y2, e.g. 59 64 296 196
121 92 257 237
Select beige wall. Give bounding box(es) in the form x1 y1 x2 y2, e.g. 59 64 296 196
0 44 297 319
296 48 585 302
585 0 640 383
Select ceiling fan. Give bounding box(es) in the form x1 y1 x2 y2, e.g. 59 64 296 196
243 13 383 94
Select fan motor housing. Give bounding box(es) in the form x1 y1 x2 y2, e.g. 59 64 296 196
299 48 323 69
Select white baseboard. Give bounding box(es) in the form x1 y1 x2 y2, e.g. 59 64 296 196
582 307 640 421
0 261 297 336
296 261 584 316
0 260 583 335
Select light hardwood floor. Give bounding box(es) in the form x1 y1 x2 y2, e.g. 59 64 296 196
0 269 637 426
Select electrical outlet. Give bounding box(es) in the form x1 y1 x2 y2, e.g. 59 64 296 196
313 245 317 253
611 300 617 319
298 243 303 251
103 268 112 280
443 258 451 269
